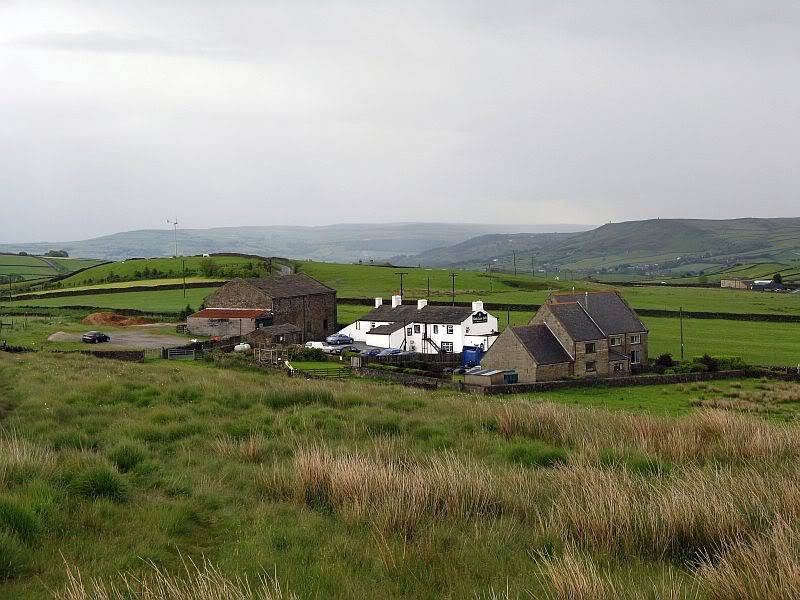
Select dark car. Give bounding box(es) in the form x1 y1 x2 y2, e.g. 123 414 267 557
326 333 354 345
330 345 359 355
376 348 403 357
82 331 110 344
360 348 382 357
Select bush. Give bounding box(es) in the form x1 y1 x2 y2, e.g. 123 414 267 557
70 467 128 502
288 347 327 362
655 353 675 368
503 440 567 468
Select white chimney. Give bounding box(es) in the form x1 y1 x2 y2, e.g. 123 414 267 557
375 297 383 308
391 295 402 308
417 299 428 310
472 300 484 312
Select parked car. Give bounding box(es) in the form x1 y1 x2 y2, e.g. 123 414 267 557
376 348 403 356
82 331 110 344
329 345 359 355
360 348 382 357
325 333 354 345
304 341 326 349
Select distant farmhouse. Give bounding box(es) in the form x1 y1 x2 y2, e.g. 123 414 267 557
338 296 499 354
187 274 336 341
481 291 648 383
721 277 785 292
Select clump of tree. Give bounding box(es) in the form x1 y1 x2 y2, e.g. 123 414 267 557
44 250 69 257
774 273 783 284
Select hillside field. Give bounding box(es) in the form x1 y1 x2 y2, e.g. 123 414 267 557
2 352 800 597
0 255 103 284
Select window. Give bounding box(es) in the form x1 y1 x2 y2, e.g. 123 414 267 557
446 325 454 334
371 322 376 330
406 327 413 336
610 336 622 347
433 325 438 334
441 342 454 353
323 319 328 330
585 342 596 354
414 324 421 333
613 362 622 373
356 321 361 330
586 361 597 373
630 350 641 364
630 334 641 344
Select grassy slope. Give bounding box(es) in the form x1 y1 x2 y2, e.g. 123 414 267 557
56 256 258 287
2 353 800 597
0 256 102 282
1 288 217 313
11 278 224 297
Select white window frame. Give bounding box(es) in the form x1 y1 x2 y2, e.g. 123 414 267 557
585 342 596 354
406 327 413 336
441 341 454 353
610 335 622 347
433 325 438 334
630 334 641 345
414 324 421 333
630 349 641 364
446 325 454 335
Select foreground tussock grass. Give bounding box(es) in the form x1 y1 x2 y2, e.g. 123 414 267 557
492 400 800 462
697 520 800 600
262 445 540 537
55 559 295 600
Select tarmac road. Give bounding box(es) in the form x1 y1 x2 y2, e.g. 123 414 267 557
48 331 190 349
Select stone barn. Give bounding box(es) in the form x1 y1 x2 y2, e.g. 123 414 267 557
187 308 273 338
198 274 336 341
246 323 303 347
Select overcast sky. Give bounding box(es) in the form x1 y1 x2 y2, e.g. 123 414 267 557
1 1 799 242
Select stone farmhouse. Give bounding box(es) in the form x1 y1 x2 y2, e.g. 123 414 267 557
338 296 499 354
481 291 648 383
187 274 336 341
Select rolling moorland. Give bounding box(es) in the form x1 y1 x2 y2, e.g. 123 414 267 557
399 217 800 279
2 352 800 598
1 250 800 597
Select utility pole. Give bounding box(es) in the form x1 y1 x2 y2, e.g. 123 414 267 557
449 272 458 306
531 256 535 278
680 306 685 361
182 259 186 299
427 277 430 301
167 218 179 258
394 272 408 297
513 250 517 276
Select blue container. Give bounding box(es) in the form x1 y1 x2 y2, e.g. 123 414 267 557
461 346 485 368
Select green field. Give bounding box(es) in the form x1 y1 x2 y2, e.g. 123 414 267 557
300 261 800 316
11 277 225 297
1 287 218 313
0 255 103 283
55 255 272 288
2 352 800 597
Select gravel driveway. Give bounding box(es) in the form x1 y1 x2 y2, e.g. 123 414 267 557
48 331 190 349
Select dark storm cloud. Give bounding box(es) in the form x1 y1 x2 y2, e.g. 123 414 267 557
1 1 799 242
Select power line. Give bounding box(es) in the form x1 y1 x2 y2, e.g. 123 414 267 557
394 271 408 297
449 272 458 306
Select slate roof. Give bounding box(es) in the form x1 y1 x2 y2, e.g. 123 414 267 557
190 308 271 319
546 302 605 341
251 323 302 336
247 274 334 298
510 325 573 365
358 304 474 325
368 322 406 335
549 292 647 335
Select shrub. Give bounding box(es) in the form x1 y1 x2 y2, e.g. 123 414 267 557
70 467 128 502
0 497 40 544
655 353 675 368
288 347 327 362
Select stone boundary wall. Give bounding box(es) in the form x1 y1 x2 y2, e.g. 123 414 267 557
78 350 146 362
354 367 453 390
11 281 224 301
480 369 767 395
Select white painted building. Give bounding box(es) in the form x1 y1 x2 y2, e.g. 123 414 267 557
338 295 500 354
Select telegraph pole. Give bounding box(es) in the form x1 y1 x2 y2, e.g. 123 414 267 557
182 259 186 298
531 256 535 278
427 277 430 300
167 219 179 257
513 250 517 276
394 272 408 297
680 306 685 361
449 272 458 306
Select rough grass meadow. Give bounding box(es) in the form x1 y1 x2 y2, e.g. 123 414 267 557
2 351 800 598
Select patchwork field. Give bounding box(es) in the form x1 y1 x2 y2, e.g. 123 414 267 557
0 255 103 284
2 352 800 598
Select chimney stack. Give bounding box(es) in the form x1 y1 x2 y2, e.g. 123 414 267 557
391 295 402 308
374 297 383 308
417 299 428 310
472 300 484 312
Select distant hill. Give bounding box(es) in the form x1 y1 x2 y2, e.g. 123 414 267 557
0 223 586 263
402 218 800 276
